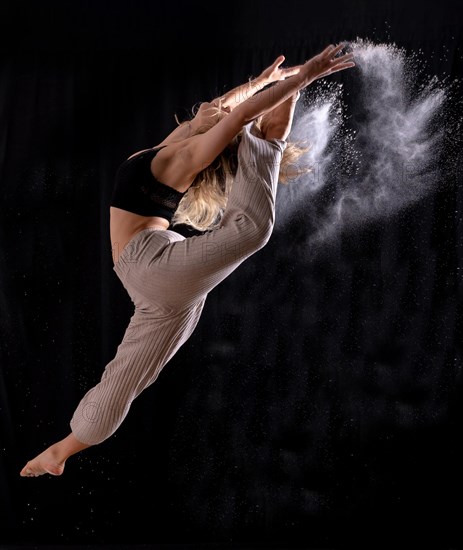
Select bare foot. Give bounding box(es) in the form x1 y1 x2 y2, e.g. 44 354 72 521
20 433 92 478
20 443 66 477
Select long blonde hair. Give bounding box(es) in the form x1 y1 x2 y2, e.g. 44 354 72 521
171 101 313 231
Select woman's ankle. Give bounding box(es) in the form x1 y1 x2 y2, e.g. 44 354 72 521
53 433 92 462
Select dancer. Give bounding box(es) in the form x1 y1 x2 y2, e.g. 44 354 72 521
20 43 355 477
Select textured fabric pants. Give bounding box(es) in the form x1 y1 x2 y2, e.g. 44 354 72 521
70 122 287 445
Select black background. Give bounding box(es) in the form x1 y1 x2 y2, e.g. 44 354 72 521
0 0 462 548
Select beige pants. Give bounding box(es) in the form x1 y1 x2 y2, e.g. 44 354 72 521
70 123 287 445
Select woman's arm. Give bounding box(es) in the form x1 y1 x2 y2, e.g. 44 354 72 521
181 43 355 173
234 43 355 124
212 55 302 112
154 58 294 148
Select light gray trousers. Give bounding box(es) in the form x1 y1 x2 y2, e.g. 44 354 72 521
70 123 287 445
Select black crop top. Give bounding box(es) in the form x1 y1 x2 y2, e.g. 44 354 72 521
110 146 189 222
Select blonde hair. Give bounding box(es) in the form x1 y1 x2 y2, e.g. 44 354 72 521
171 100 313 232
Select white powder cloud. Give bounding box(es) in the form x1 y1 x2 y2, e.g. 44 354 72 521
275 38 462 252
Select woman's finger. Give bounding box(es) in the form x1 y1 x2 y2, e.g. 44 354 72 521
332 52 354 66
330 61 356 74
342 52 355 61
320 44 335 57
327 43 346 59
316 59 356 80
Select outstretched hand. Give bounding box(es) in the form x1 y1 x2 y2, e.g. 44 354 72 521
259 55 303 84
303 43 355 82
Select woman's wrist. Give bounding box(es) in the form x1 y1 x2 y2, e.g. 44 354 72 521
243 75 271 98
254 74 271 87
285 69 313 91
221 76 271 109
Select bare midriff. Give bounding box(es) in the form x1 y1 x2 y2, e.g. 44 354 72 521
110 206 169 265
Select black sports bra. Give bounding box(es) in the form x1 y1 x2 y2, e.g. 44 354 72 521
110 146 190 222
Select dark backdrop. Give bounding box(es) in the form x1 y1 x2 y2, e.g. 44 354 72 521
1 0 462 548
